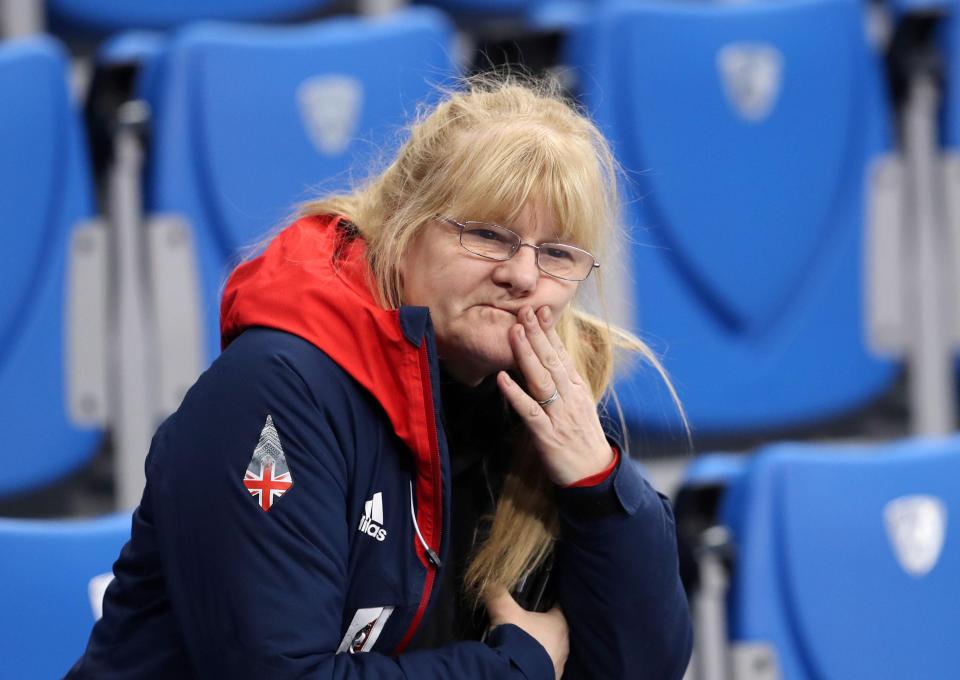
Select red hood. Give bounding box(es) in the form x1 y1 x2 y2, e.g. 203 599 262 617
220 215 436 488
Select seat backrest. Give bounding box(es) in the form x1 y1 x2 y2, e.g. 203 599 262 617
942 10 960 148
681 453 749 490
420 0 534 15
0 37 101 496
421 0 592 29
721 438 960 679
0 513 131 677
567 0 898 435
141 9 457 363
48 0 330 34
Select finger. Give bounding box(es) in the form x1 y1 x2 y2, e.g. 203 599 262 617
509 323 560 404
497 370 553 434
538 306 585 388
519 307 574 398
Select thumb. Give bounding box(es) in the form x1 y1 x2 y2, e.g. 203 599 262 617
484 586 522 624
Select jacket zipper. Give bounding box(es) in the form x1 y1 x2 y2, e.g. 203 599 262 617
392 343 444 653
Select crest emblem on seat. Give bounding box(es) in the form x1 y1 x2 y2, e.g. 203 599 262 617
717 43 783 122
297 75 363 156
883 494 947 577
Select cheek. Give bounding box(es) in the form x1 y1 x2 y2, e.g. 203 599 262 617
402 261 448 308
546 285 578 320
397 260 418 305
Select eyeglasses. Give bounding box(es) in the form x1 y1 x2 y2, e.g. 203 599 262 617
438 216 600 281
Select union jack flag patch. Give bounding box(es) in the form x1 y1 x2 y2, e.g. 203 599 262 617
243 415 293 512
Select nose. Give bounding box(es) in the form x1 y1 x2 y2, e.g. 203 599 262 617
491 243 540 294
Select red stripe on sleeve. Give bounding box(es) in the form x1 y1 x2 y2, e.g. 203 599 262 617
564 446 620 488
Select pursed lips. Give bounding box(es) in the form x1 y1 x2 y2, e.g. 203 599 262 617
476 304 520 319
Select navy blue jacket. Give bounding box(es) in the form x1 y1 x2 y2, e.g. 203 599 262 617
69 216 692 679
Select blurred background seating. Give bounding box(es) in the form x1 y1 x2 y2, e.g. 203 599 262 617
47 0 332 35
0 513 131 677
0 36 104 501
567 0 901 439
689 437 960 680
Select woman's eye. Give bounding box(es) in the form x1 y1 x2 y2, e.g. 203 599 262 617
544 247 575 261
472 228 509 243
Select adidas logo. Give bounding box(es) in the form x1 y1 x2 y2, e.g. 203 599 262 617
358 492 387 542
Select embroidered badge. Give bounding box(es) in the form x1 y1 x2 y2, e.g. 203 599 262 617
336 606 395 654
243 415 293 512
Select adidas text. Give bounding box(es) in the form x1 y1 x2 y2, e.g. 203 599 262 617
359 492 387 542
358 515 387 542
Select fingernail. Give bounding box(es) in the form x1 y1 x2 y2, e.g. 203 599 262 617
540 307 551 323
523 308 533 323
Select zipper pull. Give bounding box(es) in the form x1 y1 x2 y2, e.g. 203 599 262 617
409 481 442 569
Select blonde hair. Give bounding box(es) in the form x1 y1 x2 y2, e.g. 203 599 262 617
300 75 686 604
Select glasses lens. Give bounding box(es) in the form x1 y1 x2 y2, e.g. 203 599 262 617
460 222 518 260
538 244 595 280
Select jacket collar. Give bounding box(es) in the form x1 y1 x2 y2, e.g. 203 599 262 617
220 215 439 479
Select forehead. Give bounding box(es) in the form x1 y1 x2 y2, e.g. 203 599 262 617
498 202 559 237
437 121 606 250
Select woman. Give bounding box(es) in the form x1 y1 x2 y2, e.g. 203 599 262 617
70 79 691 679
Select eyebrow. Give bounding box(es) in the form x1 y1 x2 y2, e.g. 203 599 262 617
494 218 565 244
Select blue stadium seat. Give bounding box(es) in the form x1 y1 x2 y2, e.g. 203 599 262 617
421 0 591 29
49 0 330 34
97 30 168 67
681 453 748 491
0 513 131 677
718 437 960 678
891 0 955 13
420 0 536 15
942 9 960 150
0 37 102 496
138 9 458 363
567 0 899 435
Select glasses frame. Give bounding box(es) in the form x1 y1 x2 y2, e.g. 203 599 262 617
438 216 601 282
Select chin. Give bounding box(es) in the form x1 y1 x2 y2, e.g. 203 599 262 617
470 334 515 370
439 334 514 384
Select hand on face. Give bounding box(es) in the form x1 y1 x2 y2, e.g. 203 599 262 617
496 306 614 486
